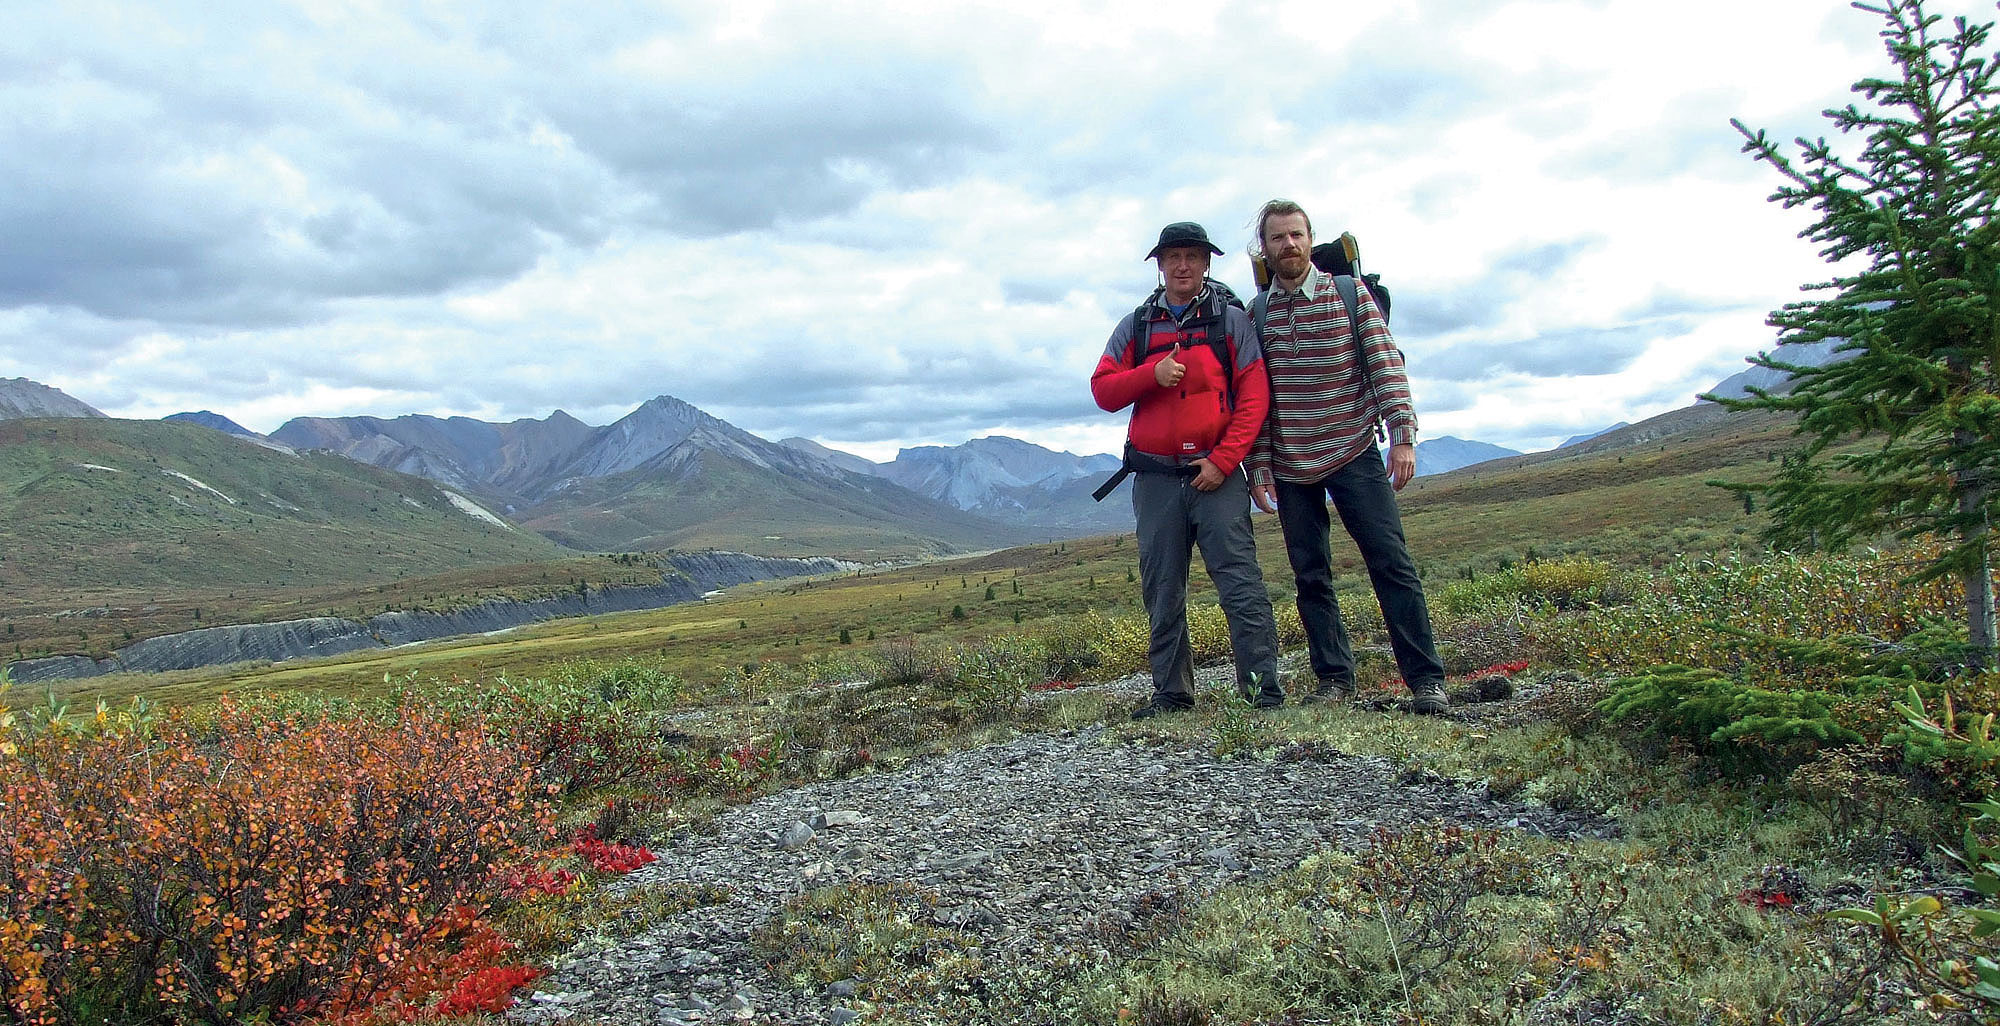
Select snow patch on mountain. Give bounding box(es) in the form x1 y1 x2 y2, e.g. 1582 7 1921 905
443 490 510 527
163 470 237 505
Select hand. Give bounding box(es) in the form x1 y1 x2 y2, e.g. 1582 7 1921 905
1153 343 1185 388
1387 442 1416 491
1251 483 1277 513
1190 458 1223 492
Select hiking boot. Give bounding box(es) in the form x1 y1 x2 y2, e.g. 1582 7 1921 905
1306 678 1355 704
1131 695 1196 721
1410 680 1449 716
1252 690 1285 710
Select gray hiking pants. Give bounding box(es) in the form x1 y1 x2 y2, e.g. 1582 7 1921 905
1132 467 1281 702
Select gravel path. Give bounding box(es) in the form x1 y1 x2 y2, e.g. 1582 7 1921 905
515 668 1612 1025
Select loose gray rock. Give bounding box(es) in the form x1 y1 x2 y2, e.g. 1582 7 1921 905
517 667 1609 1026
776 821 815 850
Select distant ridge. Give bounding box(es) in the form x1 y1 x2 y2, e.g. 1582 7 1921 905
0 378 105 420
1414 436 1520 477
165 410 298 454
878 436 1126 535
779 437 882 477
273 396 1037 558
1559 423 1628 448
1456 402 1750 473
165 410 260 438
1703 339 1853 401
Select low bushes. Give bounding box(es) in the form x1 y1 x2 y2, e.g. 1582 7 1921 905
1532 550 1964 684
0 696 552 1025
425 665 689 799
1434 555 1624 617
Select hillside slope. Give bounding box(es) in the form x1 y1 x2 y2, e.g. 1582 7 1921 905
0 418 569 601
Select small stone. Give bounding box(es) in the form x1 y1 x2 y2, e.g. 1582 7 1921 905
778 821 816 850
814 810 866 828
828 1009 861 1026
827 980 858 998
1203 845 1244 870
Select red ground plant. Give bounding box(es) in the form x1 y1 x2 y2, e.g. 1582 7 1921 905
0 699 553 1025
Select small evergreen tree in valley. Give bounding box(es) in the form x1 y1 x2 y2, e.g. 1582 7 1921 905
1718 0 2000 664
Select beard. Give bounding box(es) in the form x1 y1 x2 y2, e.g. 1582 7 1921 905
1273 250 1311 281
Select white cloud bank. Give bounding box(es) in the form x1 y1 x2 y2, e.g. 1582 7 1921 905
1 0 1912 456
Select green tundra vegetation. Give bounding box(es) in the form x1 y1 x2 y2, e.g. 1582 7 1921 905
10 500 2000 1023
27 403 1789 711
7 399 1995 1023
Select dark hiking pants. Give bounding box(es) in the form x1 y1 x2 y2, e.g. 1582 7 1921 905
1273 445 1445 691
1132 468 1281 703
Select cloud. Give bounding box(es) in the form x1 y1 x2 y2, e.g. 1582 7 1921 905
0 2 995 326
1419 317 1692 381
1 0 1900 464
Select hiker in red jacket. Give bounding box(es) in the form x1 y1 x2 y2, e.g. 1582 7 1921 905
1092 221 1282 718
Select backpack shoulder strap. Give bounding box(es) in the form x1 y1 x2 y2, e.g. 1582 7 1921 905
1332 274 1362 329
1334 273 1392 445
1203 296 1237 410
1251 289 1270 339
1127 299 1154 367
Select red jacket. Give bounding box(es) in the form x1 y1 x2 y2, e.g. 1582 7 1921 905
1091 289 1270 477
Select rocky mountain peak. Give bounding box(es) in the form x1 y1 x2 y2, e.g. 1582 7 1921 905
779 437 882 477
166 411 258 437
0 378 107 420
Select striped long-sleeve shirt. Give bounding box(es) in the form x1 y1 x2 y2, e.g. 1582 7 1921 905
1246 265 1417 486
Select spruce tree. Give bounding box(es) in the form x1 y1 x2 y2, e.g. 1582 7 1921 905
1719 0 2000 663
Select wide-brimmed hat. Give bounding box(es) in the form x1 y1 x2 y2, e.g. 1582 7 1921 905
1146 221 1224 260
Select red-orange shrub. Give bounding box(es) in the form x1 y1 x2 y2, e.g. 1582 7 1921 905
572 824 656 875
0 770 91 1026
1 699 552 1025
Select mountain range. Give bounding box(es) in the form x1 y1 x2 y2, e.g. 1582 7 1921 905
0 338 1844 561
262 397 1041 557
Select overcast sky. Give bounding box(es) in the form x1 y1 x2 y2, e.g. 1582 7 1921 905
3 0 1918 460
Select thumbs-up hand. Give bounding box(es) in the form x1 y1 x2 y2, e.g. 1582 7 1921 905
1153 343 1186 388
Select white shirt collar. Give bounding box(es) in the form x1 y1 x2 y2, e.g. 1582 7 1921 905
1275 264 1328 301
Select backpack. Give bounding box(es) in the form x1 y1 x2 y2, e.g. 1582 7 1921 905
1308 236 1391 321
